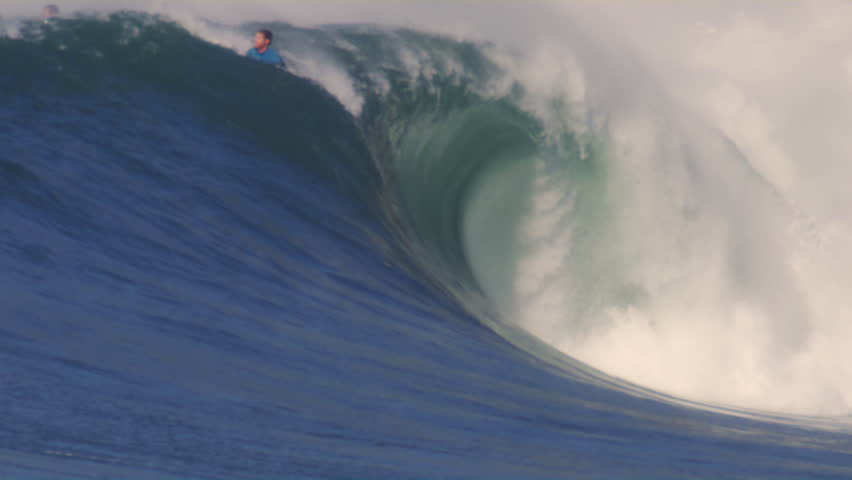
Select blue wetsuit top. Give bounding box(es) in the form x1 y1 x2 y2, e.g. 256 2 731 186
246 47 285 66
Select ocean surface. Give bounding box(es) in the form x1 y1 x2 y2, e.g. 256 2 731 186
2 10 852 479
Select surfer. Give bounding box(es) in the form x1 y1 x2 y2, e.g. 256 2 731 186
42 4 60 21
246 29 285 67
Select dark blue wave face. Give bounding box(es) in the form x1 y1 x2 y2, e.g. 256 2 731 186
2 13 851 479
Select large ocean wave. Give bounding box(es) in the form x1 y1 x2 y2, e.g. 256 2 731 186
2 7 852 478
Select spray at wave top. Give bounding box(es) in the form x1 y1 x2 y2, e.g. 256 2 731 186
458 2 852 416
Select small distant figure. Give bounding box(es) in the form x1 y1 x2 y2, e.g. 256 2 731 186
246 29 285 66
42 4 60 21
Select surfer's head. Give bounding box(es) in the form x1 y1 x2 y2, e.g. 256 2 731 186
42 4 59 20
254 29 273 52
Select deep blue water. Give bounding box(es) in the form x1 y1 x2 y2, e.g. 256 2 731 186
1 13 851 479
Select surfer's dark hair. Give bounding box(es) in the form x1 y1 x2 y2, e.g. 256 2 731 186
44 4 59 16
258 29 273 42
